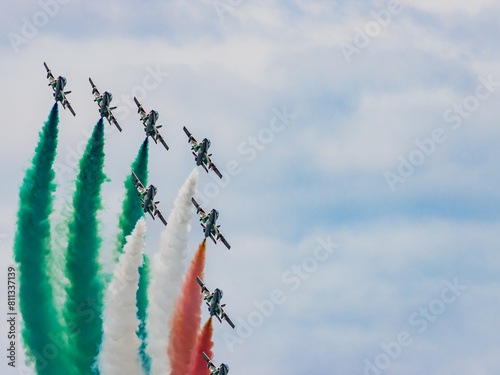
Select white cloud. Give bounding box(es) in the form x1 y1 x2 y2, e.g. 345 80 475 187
410 0 498 16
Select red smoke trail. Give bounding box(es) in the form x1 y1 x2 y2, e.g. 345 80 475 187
167 239 207 375
188 318 214 375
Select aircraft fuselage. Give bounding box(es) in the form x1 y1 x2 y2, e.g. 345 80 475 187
100 92 113 117
145 110 159 138
209 288 223 316
219 364 229 375
54 76 66 102
204 209 219 238
197 138 211 166
143 185 157 213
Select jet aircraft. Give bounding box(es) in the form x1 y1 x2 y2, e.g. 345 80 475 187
132 172 167 226
183 126 223 178
89 77 122 131
134 97 169 150
203 352 229 375
196 276 235 328
44 62 76 116
191 198 230 249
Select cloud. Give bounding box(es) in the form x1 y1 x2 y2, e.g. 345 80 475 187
410 0 498 15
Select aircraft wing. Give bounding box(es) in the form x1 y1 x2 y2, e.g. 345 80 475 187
132 172 141 185
196 276 211 297
156 131 170 151
206 157 223 179
154 206 168 226
134 96 147 118
183 126 200 150
67 102 76 116
107 111 122 132
44 62 55 81
89 77 101 98
208 233 218 245
183 126 197 144
202 352 217 372
221 310 235 329
62 95 76 116
216 229 231 250
191 197 206 217
196 276 205 289
132 172 147 195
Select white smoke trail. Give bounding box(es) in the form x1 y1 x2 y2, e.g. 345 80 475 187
98 218 147 375
146 168 198 375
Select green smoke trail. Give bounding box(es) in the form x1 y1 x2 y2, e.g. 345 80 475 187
115 138 149 256
63 119 106 375
115 138 151 372
13 104 75 375
137 255 151 373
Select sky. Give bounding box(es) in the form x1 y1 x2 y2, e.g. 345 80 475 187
1 0 500 374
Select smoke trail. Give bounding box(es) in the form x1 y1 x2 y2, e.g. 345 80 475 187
13 104 75 374
98 218 147 375
137 255 151 373
63 119 106 375
188 318 214 375
168 240 206 375
115 138 149 258
146 168 199 375
114 138 150 371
